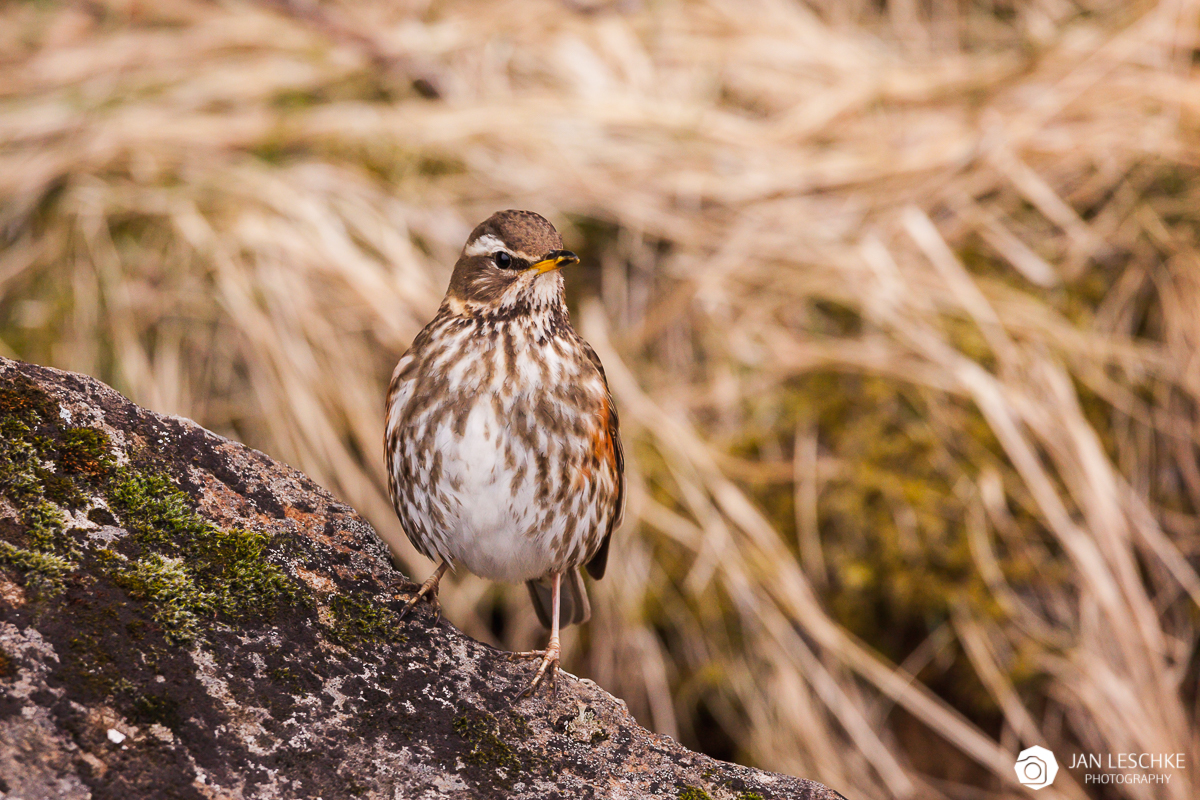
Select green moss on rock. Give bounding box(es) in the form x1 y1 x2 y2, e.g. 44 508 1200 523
327 593 405 646
57 427 114 477
204 527 297 618
104 515 299 643
0 374 299 644
451 709 544 788
268 665 306 694
109 469 211 546
0 374 59 420
112 552 206 644
453 710 522 772
0 418 43 504
25 500 66 551
38 467 84 507
105 466 298 638
0 540 75 598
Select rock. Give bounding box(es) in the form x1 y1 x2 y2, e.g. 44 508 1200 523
0 357 842 800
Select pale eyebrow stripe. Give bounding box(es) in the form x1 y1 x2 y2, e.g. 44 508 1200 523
464 235 544 262
464 235 507 258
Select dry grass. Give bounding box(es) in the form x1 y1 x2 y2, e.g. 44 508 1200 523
3 0 1199 797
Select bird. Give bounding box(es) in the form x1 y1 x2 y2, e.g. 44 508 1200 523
384 209 624 698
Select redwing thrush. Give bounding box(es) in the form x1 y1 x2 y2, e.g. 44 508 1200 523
385 210 624 697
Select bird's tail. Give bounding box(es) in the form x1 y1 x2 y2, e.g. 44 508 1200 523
526 569 591 628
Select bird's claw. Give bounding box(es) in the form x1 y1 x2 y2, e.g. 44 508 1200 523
396 591 441 624
394 567 445 625
513 640 561 700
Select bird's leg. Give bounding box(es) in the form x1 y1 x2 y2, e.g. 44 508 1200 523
397 561 449 624
516 572 562 699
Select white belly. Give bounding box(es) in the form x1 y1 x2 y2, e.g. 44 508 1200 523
434 401 554 583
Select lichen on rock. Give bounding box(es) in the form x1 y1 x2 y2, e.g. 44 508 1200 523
0 357 842 800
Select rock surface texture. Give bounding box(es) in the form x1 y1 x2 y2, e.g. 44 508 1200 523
0 357 841 800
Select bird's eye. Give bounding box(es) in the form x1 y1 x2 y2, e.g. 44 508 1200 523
493 252 513 269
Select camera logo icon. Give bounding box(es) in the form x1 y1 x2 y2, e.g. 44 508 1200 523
1014 745 1059 789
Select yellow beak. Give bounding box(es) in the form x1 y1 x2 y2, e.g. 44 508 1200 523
529 250 580 275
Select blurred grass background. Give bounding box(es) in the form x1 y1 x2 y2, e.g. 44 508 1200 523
2 0 1199 797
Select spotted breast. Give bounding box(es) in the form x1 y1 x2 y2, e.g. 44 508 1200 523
384 209 624 696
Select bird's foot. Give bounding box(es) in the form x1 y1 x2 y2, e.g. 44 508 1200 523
395 567 445 625
512 636 561 700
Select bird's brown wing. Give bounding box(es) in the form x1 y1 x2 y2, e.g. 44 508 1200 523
583 343 624 581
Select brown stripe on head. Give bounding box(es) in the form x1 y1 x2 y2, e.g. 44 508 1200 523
444 210 569 311
462 210 564 262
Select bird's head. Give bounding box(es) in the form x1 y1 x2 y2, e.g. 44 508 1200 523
444 210 579 319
